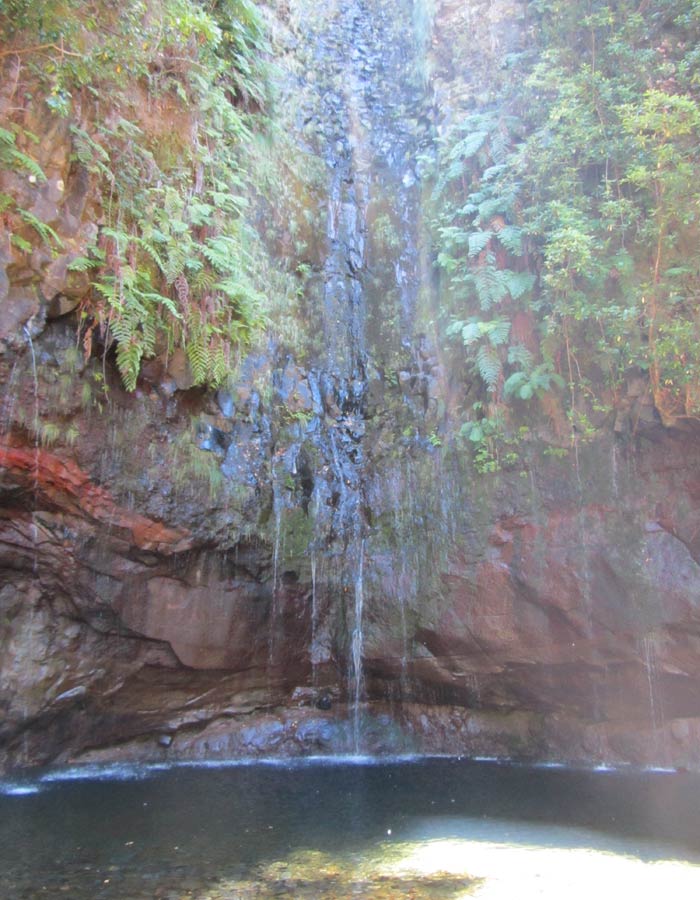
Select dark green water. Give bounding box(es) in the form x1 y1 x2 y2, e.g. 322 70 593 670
2 757 700 898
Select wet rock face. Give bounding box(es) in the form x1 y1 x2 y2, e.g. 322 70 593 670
2 0 700 774
4 322 700 773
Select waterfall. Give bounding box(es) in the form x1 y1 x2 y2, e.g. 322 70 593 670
23 327 40 492
642 635 664 735
310 550 318 687
291 0 427 743
352 537 365 754
23 327 40 573
267 462 285 673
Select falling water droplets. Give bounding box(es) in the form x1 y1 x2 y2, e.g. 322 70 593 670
352 537 365 755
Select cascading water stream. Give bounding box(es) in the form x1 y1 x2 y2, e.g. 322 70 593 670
267 462 285 673
352 537 365 753
310 550 318 686
23 327 40 573
293 0 428 748
641 634 666 752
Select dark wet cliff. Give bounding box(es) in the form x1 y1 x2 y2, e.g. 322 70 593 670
2 0 700 773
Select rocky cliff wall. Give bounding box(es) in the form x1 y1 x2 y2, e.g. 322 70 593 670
2 0 700 773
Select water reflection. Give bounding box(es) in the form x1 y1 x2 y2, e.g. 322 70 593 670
2 758 700 898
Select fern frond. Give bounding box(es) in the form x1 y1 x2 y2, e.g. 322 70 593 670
448 130 489 162
476 344 502 392
485 317 511 346
496 226 524 256
507 344 533 369
474 265 509 310
18 210 63 248
504 271 536 301
468 231 493 258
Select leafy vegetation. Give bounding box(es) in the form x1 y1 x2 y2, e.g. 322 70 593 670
429 0 700 444
0 0 278 390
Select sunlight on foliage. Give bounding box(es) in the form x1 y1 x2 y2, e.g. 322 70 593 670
0 0 275 390
428 0 700 439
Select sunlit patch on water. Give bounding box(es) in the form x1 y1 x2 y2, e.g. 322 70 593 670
224 848 481 899
203 828 700 900
383 832 700 900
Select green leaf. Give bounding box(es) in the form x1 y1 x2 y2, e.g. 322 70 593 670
504 371 527 397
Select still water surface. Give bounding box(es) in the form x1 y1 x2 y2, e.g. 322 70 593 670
2 757 700 898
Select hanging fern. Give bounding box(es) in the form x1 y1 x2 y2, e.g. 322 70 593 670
474 264 510 310
496 225 524 256
0 0 277 392
468 231 493 258
0 125 46 183
476 344 502 392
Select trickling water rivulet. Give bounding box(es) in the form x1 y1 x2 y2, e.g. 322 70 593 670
269 0 432 745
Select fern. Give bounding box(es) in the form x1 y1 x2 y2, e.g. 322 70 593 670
483 317 511 347
1 0 274 392
507 344 533 369
0 125 47 183
202 235 238 271
18 209 63 248
474 264 510 310
476 344 502 392
69 125 112 179
496 225 524 256
39 422 61 446
447 129 489 162
490 126 512 164
116 339 144 392
468 231 493 258
459 321 482 345
504 271 536 301
67 255 100 272
11 234 32 253
186 325 211 385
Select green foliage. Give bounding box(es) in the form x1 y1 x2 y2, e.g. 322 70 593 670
0 124 63 253
503 364 565 401
0 0 273 391
458 402 523 474
0 125 45 182
429 0 700 432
